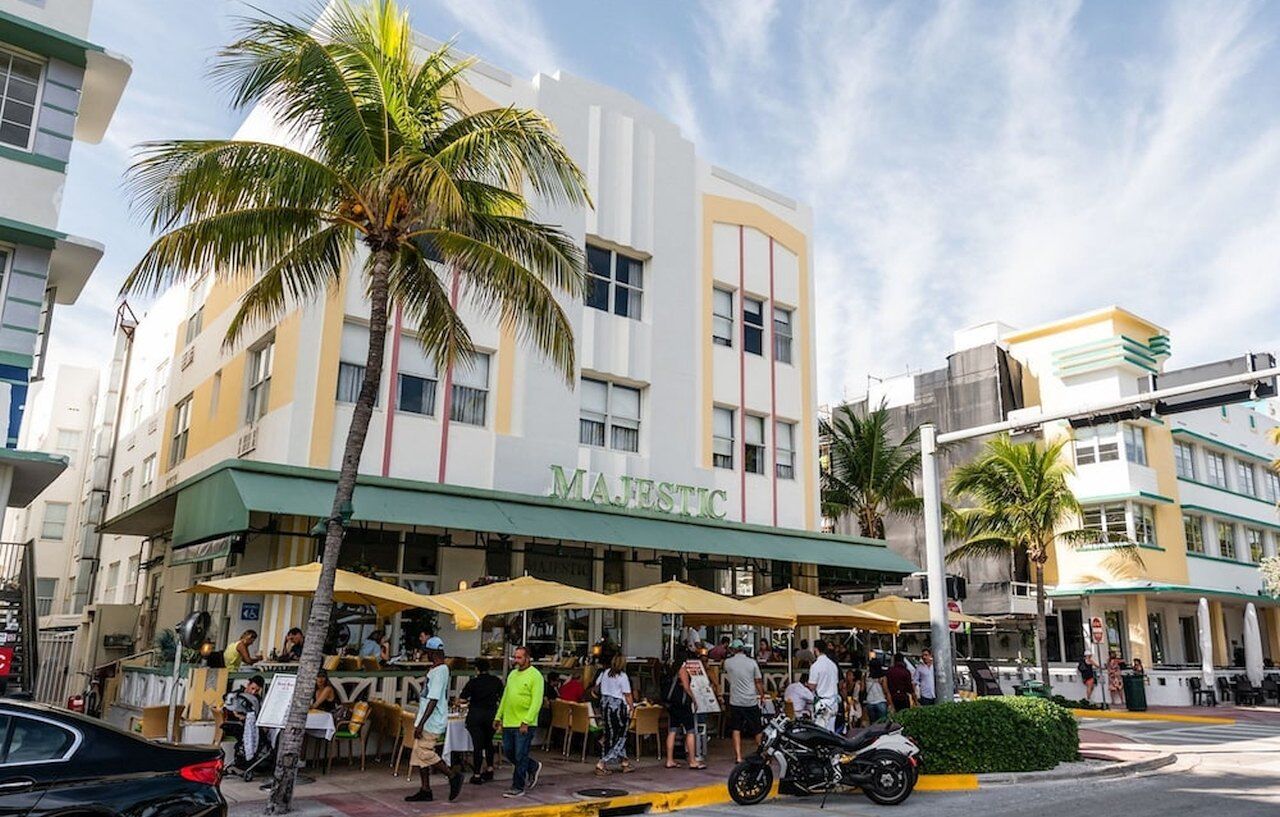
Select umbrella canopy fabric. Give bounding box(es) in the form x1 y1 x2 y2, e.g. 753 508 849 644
596 580 793 628
851 594 992 626
434 576 622 631
1244 603 1264 687
742 588 899 633
185 562 459 618
1198 597 1215 688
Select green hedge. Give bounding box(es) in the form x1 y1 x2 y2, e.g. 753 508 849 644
891 697 1079 774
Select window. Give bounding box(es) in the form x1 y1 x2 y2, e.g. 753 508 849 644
743 297 764 355
578 378 641 453
54 429 80 464
450 353 489 426
776 421 796 479
1245 528 1265 564
118 468 133 512
1073 425 1120 466
744 415 766 474
0 49 42 151
1204 451 1227 488
3 716 76 764
1183 514 1205 554
1123 425 1147 466
140 455 156 499
40 502 68 540
103 561 120 603
1264 470 1280 503
1081 503 1127 541
713 407 735 469
397 372 437 416
209 371 221 417
1216 521 1236 560
712 288 734 347
1134 504 1157 546
1174 441 1196 479
170 395 192 466
773 307 793 364
183 306 204 345
124 555 139 605
34 578 55 617
336 362 365 403
244 339 274 423
585 244 643 320
1235 460 1256 497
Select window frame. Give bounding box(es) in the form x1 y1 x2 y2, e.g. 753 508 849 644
169 394 193 467
1235 460 1256 497
713 406 735 470
712 287 734 347
244 337 275 425
39 501 69 541
772 306 793 364
396 371 438 417
1216 521 1237 560
1263 469 1280 503
744 414 767 475
183 305 204 346
776 420 796 479
0 713 82 767
584 244 644 321
1183 513 1205 554
1081 502 1128 541
1245 527 1265 564
0 46 46 154
336 361 368 405
140 455 156 499
578 377 642 453
1073 425 1120 466
1174 441 1196 480
54 428 80 464
118 468 133 512
1123 424 1147 466
742 297 765 356
1133 503 1158 546
449 352 491 427
1204 450 1228 488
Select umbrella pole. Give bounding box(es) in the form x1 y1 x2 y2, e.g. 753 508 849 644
788 629 793 684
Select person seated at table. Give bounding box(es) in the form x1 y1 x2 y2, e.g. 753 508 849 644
413 627 436 661
708 636 731 661
544 672 562 703
359 629 389 663
784 672 815 719
557 672 585 703
223 630 262 673
460 658 503 785
279 628 304 662
312 669 337 713
757 639 775 664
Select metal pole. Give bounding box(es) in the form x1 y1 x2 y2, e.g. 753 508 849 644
921 424 955 703
167 627 181 743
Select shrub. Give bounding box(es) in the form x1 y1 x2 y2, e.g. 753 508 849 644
891 697 1079 774
1050 694 1104 711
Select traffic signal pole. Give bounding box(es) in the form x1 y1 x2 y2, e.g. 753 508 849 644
921 364 1280 700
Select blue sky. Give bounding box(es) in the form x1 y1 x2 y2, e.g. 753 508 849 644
53 0 1280 404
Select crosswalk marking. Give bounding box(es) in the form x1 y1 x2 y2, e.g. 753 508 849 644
1088 719 1280 746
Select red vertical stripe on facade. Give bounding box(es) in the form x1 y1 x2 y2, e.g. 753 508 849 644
437 269 462 483
738 226 747 523
768 238 778 527
380 305 403 477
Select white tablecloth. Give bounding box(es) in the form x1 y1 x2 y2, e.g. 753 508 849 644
263 711 337 745
442 716 472 755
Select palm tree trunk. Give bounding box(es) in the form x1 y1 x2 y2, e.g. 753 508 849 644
267 246 392 812
1034 560 1050 694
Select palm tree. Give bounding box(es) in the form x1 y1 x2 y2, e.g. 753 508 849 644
945 436 1138 692
120 2 589 810
820 403 921 538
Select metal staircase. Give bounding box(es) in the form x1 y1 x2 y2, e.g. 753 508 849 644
0 541 39 696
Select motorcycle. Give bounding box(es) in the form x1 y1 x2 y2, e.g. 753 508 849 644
727 713 921 807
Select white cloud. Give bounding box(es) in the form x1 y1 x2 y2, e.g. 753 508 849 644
419 0 564 79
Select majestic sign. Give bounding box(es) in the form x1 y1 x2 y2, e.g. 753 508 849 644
549 465 728 520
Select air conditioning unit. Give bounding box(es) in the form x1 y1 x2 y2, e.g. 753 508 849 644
237 426 258 456
179 346 195 370
164 472 178 490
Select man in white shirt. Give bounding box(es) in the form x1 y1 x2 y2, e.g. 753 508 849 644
808 639 840 731
783 673 815 719
912 648 937 705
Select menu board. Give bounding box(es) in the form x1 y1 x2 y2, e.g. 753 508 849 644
684 659 721 714
255 673 297 729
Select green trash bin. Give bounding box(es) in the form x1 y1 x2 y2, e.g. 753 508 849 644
1018 680 1048 699
1122 673 1147 711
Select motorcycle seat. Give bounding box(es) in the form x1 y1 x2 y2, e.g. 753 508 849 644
840 722 893 751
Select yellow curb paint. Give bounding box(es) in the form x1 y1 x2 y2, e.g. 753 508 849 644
1072 709 1235 725
916 773 979 791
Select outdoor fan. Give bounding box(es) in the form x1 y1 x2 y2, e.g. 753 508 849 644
166 611 211 743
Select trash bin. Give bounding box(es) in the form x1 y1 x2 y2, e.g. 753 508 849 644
1122 673 1147 711
1017 680 1048 699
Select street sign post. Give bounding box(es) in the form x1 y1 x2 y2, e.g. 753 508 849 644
948 600 962 632
1090 616 1105 644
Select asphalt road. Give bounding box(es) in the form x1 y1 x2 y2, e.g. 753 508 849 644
682 717 1280 817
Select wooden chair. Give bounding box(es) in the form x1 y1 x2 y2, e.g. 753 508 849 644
322 655 341 671
547 700 572 752
1261 675 1280 705
360 656 381 672
565 703 593 761
327 701 372 772
1215 676 1232 703
1233 676 1264 707
392 710 417 777
1188 677 1216 706
339 656 361 671
629 705 662 760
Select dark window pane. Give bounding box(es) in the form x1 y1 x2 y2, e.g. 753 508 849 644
339 528 400 573
587 245 612 278
5 718 74 763
451 384 487 425
744 326 763 356
585 275 610 311
613 285 630 317
2 99 34 127
615 256 641 285
7 78 37 105
8 57 41 83
579 418 605 447
0 122 28 147
398 373 436 416
403 532 440 574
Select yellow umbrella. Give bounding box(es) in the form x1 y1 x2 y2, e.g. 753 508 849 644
743 588 900 633
852 594 992 626
184 562 462 618
601 580 793 628
434 575 623 631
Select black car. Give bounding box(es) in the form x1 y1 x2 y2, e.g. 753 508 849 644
0 700 225 816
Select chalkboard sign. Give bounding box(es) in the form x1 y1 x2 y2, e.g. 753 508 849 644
256 674 297 729
964 660 1003 697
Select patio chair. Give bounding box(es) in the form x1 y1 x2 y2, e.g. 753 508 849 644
547 700 572 753
565 703 593 762
1215 676 1232 704
1188 677 1216 707
1261 676 1280 705
629 705 663 760
327 701 372 773
392 710 417 777
1233 677 1263 707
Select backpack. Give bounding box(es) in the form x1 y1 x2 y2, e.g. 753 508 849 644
663 672 690 708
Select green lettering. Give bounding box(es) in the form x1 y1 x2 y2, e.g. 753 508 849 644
550 465 586 501
708 490 728 520
656 482 676 513
612 475 633 507
635 479 656 509
694 487 710 517
590 473 612 505
676 484 697 515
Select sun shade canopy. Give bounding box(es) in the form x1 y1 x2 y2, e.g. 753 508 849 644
851 594 992 626
434 576 624 631
740 588 900 633
585 580 794 628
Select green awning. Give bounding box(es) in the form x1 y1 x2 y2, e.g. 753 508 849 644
101 459 917 576
0 8 103 67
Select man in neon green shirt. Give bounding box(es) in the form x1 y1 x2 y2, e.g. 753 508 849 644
493 646 544 798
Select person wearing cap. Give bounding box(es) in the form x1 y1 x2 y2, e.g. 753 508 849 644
406 636 463 803
721 639 766 763
808 639 840 731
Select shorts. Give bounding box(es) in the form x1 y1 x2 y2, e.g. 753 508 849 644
412 731 444 767
668 704 695 733
728 705 763 738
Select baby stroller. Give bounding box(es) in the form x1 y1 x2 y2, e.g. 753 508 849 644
222 690 273 782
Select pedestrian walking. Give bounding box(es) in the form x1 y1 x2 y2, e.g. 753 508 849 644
722 640 766 763
865 658 890 722
886 653 915 712
1079 653 1098 701
459 657 503 784
494 645 544 798
912 648 937 705
1107 651 1125 706
595 654 635 775
405 637 463 803
663 654 703 769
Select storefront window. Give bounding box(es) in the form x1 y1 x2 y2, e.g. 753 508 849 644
525 544 593 659
1061 609 1085 664
339 527 400 573
1147 613 1165 665
601 550 626 647
1104 610 1126 659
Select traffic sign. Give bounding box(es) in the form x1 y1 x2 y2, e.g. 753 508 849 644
948 600 962 632
1090 616 1105 644
0 646 13 677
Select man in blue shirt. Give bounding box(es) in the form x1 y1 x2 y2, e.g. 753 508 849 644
407 637 463 802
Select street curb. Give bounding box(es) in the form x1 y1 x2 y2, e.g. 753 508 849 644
977 752 1177 785
1072 709 1235 725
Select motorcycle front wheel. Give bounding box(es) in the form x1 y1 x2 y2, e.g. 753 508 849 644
727 759 774 806
862 754 912 806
